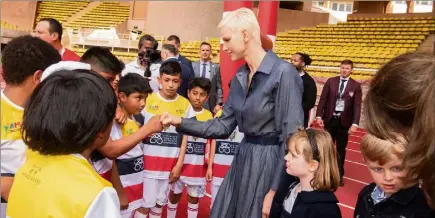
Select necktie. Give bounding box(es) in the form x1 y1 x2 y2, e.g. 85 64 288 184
339 79 346 97
201 63 207 78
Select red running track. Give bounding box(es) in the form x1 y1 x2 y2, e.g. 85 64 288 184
163 127 369 218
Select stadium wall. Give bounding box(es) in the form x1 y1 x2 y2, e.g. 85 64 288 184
127 1 328 42
1 1 37 31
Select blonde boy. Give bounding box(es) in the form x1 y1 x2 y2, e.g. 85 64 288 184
355 134 434 217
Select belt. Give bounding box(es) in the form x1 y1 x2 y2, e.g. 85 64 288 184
245 135 279 145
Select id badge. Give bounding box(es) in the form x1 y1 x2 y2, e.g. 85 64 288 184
335 99 345 112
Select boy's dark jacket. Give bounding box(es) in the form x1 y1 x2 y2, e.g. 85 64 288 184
354 183 435 218
270 174 342 218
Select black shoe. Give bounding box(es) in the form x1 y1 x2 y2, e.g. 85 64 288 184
339 178 344 187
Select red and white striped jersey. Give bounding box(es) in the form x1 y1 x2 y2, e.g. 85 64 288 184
180 108 213 185
142 92 195 179
112 118 144 213
90 150 113 182
212 126 244 186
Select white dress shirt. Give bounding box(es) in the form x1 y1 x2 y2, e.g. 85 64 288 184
199 61 211 79
122 59 160 92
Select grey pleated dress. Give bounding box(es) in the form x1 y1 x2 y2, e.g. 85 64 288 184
177 51 304 218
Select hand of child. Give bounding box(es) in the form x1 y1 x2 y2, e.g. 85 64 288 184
316 118 324 128
146 115 163 133
115 105 127 125
348 125 357 134
169 164 182 184
206 167 213 182
160 112 182 127
119 192 129 210
213 105 222 114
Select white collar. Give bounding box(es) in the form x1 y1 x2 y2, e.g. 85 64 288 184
340 76 349 81
60 47 66 56
299 71 305 77
200 60 210 65
166 56 177 61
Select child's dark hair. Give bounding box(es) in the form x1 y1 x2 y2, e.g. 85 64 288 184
189 77 211 95
159 61 181 76
295 52 312 66
118 73 153 96
21 70 117 155
80 46 125 76
1 35 61 85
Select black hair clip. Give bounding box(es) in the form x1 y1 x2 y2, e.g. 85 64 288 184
305 129 320 161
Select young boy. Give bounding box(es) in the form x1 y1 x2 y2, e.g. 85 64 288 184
1 35 61 217
167 78 215 218
355 133 435 218
80 47 162 212
208 109 244 208
111 73 153 218
142 61 195 218
6 70 120 217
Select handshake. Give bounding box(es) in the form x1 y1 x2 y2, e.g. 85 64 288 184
146 112 183 133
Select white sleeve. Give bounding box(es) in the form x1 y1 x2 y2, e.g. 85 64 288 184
1 140 26 176
184 105 196 119
110 123 122 141
141 109 153 124
84 187 121 218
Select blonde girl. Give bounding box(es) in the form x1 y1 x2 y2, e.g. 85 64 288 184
278 129 341 218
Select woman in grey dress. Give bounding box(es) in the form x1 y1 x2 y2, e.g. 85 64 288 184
161 8 303 218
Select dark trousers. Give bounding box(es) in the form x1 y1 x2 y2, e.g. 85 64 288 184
325 116 350 178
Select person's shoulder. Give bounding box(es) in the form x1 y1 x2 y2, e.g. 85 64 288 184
179 55 191 63
175 94 191 108
204 109 213 120
349 77 362 87
64 48 81 61
145 92 158 104
274 57 298 76
326 76 339 83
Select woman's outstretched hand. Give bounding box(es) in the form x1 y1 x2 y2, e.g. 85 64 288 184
160 112 182 127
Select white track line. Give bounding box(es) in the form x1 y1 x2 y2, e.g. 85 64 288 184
348 140 362 144
343 176 369 185
338 203 355 210
346 148 361 153
345 159 367 167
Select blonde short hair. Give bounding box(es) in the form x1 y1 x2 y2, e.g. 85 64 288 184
360 133 407 165
287 128 340 192
218 7 261 43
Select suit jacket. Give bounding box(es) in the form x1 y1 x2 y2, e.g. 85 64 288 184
316 76 362 127
301 73 317 128
192 60 223 110
164 58 194 98
178 54 194 76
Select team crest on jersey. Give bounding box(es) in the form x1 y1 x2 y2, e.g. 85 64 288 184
3 122 22 134
125 128 133 135
175 108 185 115
149 104 159 110
192 136 198 141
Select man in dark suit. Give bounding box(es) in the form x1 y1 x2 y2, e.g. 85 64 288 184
166 35 195 74
192 42 223 113
291 52 317 128
160 44 194 98
316 59 362 186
